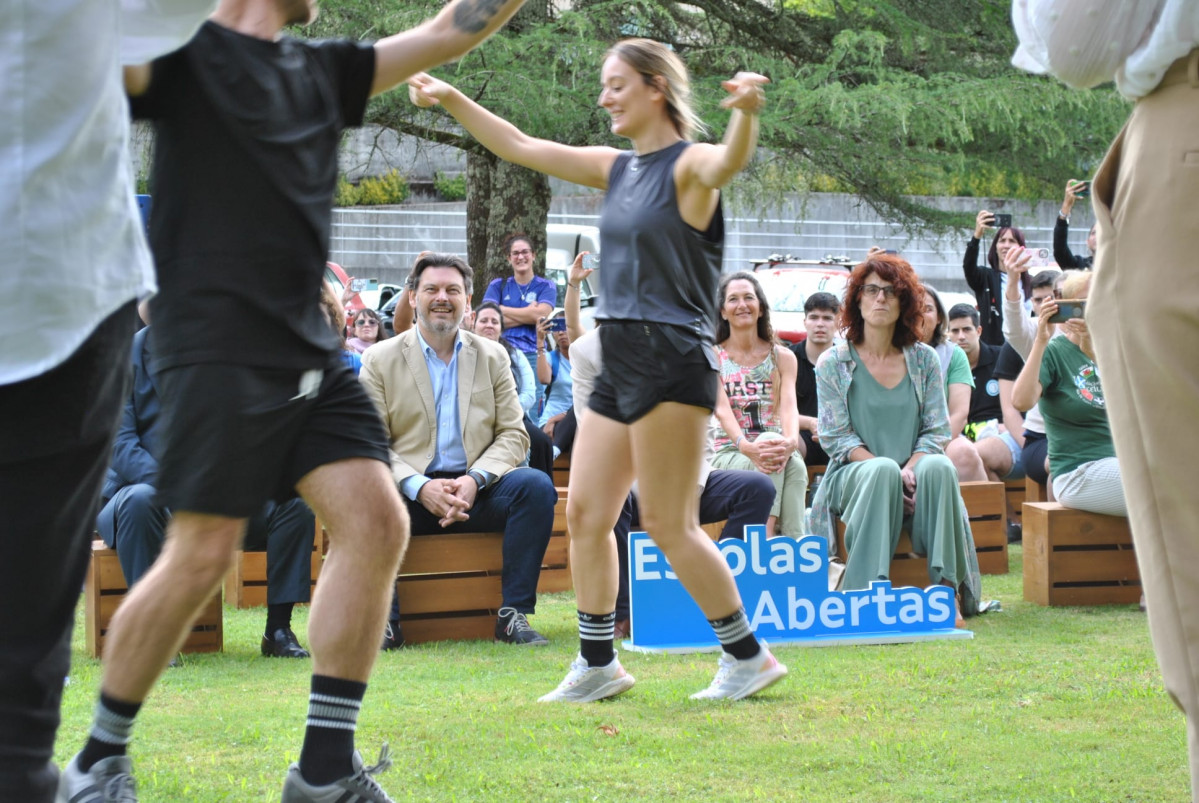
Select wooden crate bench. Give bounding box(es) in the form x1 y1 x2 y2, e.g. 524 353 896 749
1023 502 1139 606
835 480 1008 584
1025 476 1051 503
223 521 326 610
1005 477 1025 525
552 453 571 489
85 540 222 659
394 489 571 645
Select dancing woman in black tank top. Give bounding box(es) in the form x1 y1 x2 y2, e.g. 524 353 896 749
409 39 787 702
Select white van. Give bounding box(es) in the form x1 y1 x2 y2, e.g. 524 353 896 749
545 223 600 327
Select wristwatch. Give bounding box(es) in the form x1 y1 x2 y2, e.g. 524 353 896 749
468 470 488 492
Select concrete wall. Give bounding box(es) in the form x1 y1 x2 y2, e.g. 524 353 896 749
331 192 1093 294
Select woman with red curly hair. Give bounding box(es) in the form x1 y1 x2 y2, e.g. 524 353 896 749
809 255 980 622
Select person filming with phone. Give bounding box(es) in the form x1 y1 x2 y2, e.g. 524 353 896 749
1010 271 1125 517
963 210 1034 346
1054 179 1096 269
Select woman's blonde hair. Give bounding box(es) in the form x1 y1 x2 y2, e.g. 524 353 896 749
606 38 706 141
1060 270 1092 299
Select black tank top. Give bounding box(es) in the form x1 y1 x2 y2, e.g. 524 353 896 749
597 141 724 347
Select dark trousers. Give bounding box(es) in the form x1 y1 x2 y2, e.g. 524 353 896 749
390 467 556 620
0 302 136 802
97 490 314 605
523 415 554 480
551 407 577 457
612 469 776 619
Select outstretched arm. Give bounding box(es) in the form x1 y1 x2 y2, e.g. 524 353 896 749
408 73 620 190
679 73 769 191
370 0 527 97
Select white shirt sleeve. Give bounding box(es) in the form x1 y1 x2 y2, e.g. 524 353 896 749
1011 0 1199 98
120 0 218 65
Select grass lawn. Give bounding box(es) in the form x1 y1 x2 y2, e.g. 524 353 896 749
57 545 1186 802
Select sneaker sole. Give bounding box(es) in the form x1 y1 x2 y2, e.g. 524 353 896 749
730 661 789 701
539 673 636 703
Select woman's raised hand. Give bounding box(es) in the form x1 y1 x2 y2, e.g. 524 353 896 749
720 72 769 113
407 73 452 108
1036 298 1059 343
974 210 995 239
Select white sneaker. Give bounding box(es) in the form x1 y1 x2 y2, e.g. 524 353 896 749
538 654 636 702
690 641 788 701
57 754 137 802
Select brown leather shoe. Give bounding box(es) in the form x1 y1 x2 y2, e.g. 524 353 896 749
613 619 631 640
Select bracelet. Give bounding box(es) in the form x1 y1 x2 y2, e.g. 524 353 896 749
735 435 746 449
567 282 580 290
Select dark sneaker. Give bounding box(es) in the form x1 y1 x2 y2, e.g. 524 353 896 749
380 621 405 651
261 627 310 658
1006 521 1023 544
495 606 548 646
57 754 137 802
281 745 395 803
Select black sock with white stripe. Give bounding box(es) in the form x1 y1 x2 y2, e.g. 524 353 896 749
78 692 141 771
298 675 366 786
578 610 616 667
708 608 761 660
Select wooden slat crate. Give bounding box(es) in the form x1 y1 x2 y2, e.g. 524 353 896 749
223 521 325 609
1022 502 1140 606
85 541 222 658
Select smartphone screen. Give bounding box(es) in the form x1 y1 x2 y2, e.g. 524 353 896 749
1047 299 1086 323
582 253 600 271
349 278 366 293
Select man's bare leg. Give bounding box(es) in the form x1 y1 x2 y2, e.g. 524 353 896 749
289 457 408 787
69 512 245 776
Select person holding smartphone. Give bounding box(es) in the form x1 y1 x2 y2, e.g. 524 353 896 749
1054 179 1096 268
1009 271 1124 516
963 209 1033 346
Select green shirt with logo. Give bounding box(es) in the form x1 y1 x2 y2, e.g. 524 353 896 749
1038 337 1114 477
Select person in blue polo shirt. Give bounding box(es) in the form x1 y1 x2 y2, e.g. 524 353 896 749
483 234 558 398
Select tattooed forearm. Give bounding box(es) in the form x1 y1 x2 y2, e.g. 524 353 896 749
452 0 509 34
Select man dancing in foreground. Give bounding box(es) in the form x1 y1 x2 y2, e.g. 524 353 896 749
58 1 528 801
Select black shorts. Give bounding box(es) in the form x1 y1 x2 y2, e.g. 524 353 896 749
589 321 718 424
1021 431 1050 486
155 353 389 518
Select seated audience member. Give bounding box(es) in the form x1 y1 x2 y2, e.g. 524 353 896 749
1011 272 1125 516
962 210 1033 346
711 272 807 537
1054 179 1096 269
360 252 557 647
991 340 1032 540
346 308 388 353
536 316 576 460
918 285 979 481
321 280 363 375
97 312 315 659
567 324 775 641
482 233 557 400
998 262 1063 486
474 301 554 477
811 255 980 623
947 303 1025 484
789 291 839 468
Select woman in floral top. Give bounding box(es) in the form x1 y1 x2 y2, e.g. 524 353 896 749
810 255 980 621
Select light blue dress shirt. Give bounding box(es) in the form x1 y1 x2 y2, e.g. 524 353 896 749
399 329 468 501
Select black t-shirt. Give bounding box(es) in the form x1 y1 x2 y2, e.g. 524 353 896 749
789 341 819 418
991 342 1026 382
131 22 375 372
966 341 1004 424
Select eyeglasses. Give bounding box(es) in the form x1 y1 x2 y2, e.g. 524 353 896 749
510 249 533 258
862 284 897 300
355 319 378 327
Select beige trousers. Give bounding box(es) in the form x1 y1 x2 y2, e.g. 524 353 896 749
1089 49 1199 799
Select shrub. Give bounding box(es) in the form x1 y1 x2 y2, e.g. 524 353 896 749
356 169 409 206
434 171 467 202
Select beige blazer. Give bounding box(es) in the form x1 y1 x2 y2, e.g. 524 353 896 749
359 328 529 486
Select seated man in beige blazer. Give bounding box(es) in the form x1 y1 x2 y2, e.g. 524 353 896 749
360 252 557 646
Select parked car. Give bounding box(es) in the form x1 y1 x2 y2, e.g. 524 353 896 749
750 256 852 345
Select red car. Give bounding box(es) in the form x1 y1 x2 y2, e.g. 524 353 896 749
750 258 851 345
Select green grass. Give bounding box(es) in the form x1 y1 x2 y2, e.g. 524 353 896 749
57 546 1186 802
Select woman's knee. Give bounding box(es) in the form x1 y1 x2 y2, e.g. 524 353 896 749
916 454 957 482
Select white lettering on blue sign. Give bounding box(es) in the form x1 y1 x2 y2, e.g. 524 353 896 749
628 524 963 650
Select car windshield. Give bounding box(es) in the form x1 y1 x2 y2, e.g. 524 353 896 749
756 270 848 313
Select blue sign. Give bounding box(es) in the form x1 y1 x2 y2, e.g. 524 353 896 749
627 525 969 652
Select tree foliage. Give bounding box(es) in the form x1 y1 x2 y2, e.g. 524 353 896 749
307 0 1129 275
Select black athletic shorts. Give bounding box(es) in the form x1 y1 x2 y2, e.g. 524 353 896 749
155 353 389 518
1021 431 1050 486
589 321 718 425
